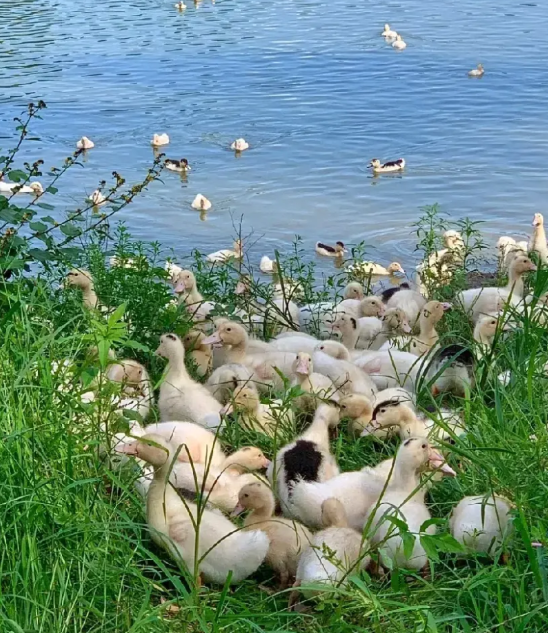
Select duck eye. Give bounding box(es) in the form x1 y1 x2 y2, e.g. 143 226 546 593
380 408 386 414
421 443 427 449
244 494 249 498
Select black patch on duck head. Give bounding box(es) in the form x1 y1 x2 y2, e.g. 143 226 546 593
283 440 323 493
336 241 345 248
371 399 402 420
166 334 177 341
435 344 474 367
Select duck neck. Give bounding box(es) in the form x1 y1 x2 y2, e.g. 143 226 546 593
474 324 493 346
184 287 203 305
165 345 191 383
243 499 275 527
419 318 438 342
227 336 248 363
506 269 525 296
82 286 98 309
532 224 546 250
340 325 359 350
390 455 421 493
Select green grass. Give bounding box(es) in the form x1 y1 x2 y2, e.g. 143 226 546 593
2 212 548 633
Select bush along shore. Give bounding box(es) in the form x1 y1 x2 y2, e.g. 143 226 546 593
1 105 548 633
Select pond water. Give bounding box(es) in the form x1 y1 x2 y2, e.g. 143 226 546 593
1 0 548 271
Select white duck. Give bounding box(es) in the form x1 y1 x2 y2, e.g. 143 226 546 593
260 255 277 273
65 269 99 309
384 287 426 331
312 344 377 398
450 494 513 557
268 403 340 517
0 181 43 195
166 158 191 173
290 499 370 608
347 261 405 277
429 344 475 397
231 138 249 151
365 438 456 571
151 133 170 146
206 239 243 263
76 136 95 150
529 213 548 262
291 352 340 410
115 434 269 584
89 190 106 206
457 254 536 322
106 359 154 420
392 34 407 50
369 158 406 173
191 194 211 210
353 349 425 393
221 385 293 436
298 282 366 334
174 1 187 9
366 307 412 351
382 24 398 38
156 333 222 428
173 269 216 322
468 64 484 77
205 363 254 403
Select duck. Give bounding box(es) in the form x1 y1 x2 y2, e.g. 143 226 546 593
260 255 277 274
381 24 398 38
232 482 313 589
362 387 415 438
456 254 536 322
529 213 548 262
115 434 269 584
182 329 213 377
450 494 513 557
384 286 426 331
65 269 99 309
416 230 465 289
291 352 340 410
76 136 95 150
205 363 254 404
173 269 216 322
347 261 406 277
312 343 377 398
369 158 405 174
191 193 211 211
315 241 347 258
497 236 528 271
221 385 293 436
429 344 475 397
392 34 407 50
0 181 43 195
174 1 187 9
468 63 484 77
231 138 249 152
365 438 456 572
105 359 154 420
206 239 243 263
339 393 373 436
289 499 370 608
151 133 170 146
165 261 184 283
268 403 341 517
365 307 412 351
165 158 191 173
380 300 452 356
89 189 106 206
155 333 222 428
331 313 361 350
353 349 424 393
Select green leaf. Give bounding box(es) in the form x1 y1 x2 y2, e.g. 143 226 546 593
46 186 58 194
7 169 28 183
434 533 465 554
0 208 23 224
420 517 446 532
402 531 416 560
384 514 409 533
420 535 440 562
42 215 55 223
125 339 150 352
98 340 112 369
28 248 55 262
60 223 82 237
29 221 48 233
108 303 127 327
37 202 55 211
0 257 26 270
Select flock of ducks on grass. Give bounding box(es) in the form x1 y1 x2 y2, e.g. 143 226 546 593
59 212 548 605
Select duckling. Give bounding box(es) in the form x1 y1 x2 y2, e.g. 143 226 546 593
312 343 377 397
206 239 243 263
339 393 373 435
155 333 222 428
89 189 106 206
416 231 465 288
384 287 426 331
529 213 548 262
65 269 99 309
290 499 370 607
450 494 513 557
191 193 211 211
429 344 475 397
115 434 269 584
315 241 347 258
0 180 43 195
291 352 339 410
165 261 184 283
231 138 249 151
457 255 536 322
269 403 341 517
221 385 292 436
182 329 213 377
166 158 191 173
232 482 313 589
298 282 366 334
353 348 423 393
381 24 398 38
104 359 154 420
360 296 386 318
497 236 528 271
331 313 360 349
369 158 405 173
174 1 187 8
392 34 407 50
76 136 95 150
151 133 170 146
205 363 254 404
367 307 412 350
173 269 216 322
365 438 456 572
468 63 484 77
260 255 277 274
347 261 406 277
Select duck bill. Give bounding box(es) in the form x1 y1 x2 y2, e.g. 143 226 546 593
528 263 538 272
174 282 186 294
442 303 452 312
230 504 245 518
295 357 310 374
202 332 223 347
262 458 271 469
402 322 412 334
429 449 456 476
114 443 138 455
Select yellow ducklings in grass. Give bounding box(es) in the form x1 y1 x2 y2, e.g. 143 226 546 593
221 385 293 436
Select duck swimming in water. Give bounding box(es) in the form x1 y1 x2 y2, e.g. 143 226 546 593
369 158 405 174
151 133 170 147
382 24 397 38
392 34 407 50
165 158 191 172
468 64 484 78
315 241 347 257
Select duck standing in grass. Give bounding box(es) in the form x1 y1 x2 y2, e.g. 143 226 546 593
165 158 191 173
369 158 405 174
468 64 484 77
315 241 347 257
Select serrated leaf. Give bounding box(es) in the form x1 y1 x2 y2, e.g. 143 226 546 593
29 221 48 233
60 223 81 237
28 248 55 262
37 202 55 211
108 303 127 326
7 169 27 183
